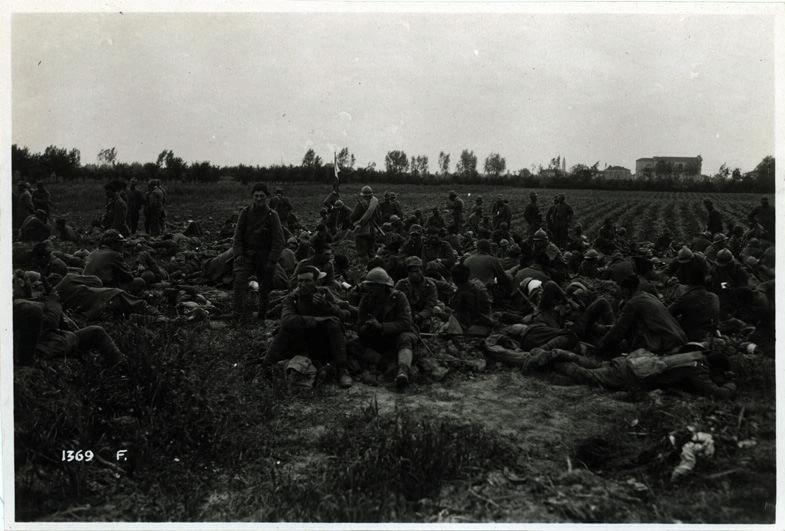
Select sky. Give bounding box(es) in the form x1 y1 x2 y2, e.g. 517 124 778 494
11 11 777 175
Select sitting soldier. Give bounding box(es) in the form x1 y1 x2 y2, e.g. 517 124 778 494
352 267 417 389
20 209 53 243
450 263 496 336
264 265 353 388
82 230 140 291
394 256 439 332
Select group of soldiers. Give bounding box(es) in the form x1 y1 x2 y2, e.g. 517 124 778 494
11 178 776 396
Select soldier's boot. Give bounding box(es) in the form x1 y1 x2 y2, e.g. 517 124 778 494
338 366 353 388
395 348 413 389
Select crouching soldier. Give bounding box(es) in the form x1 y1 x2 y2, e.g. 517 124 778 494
265 265 353 388
394 256 439 332
353 267 417 389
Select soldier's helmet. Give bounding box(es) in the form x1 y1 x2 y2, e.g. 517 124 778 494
334 199 344 207
390 215 401 223
361 185 374 197
712 233 727 243
101 229 125 246
583 249 600 261
409 224 423 235
405 256 423 268
716 248 734 266
533 228 549 241
363 267 394 287
676 246 694 264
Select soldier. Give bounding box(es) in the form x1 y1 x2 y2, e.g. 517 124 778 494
446 191 464 230
523 191 542 235
272 187 294 228
552 194 574 248
20 209 53 243
596 274 687 357
13 295 125 367
231 183 285 321
426 207 446 230
379 191 397 221
450 263 496 336
354 267 417 389
520 228 568 283
704 233 728 262
83 230 137 290
493 197 512 229
13 181 35 236
326 198 353 233
394 256 439 331
31 240 69 282
463 239 512 299
422 225 457 274
265 265 353 388
669 261 720 342
351 185 381 267
126 177 146 234
146 180 166 236
703 198 723 235
709 248 750 319
32 181 51 215
401 224 424 258
54 218 79 242
748 197 775 241
102 185 130 236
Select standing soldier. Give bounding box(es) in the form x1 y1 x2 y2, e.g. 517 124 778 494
232 183 285 321
523 191 543 236
146 180 166 236
379 192 396 221
446 191 464 231
32 181 51 215
126 178 145 235
492 197 512 229
552 193 574 248
704 198 723 235
272 187 294 228
748 197 774 241
351 186 381 267
102 185 130 236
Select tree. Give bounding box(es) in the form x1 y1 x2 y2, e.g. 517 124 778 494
752 155 774 192
714 163 730 180
410 155 429 177
97 147 118 166
336 147 355 170
385 150 409 174
731 168 742 181
41 145 81 180
548 155 561 170
456 149 478 178
302 148 323 168
438 151 450 174
483 153 506 177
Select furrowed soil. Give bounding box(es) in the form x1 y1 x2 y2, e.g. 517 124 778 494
13 181 776 524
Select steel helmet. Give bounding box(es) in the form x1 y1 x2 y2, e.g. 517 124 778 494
363 267 394 287
712 233 727 243
583 249 600 261
676 246 694 264
361 185 374 197
533 228 549 241
101 229 125 246
405 256 423 268
716 248 733 266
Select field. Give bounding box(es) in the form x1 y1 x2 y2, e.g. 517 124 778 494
13 181 776 524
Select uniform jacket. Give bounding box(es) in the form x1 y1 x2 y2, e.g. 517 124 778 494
601 290 687 354
232 203 285 270
394 277 438 319
357 289 413 336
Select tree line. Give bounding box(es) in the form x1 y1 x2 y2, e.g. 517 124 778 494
11 144 775 193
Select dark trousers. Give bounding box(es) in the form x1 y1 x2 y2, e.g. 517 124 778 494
571 297 614 340
232 255 274 318
266 318 347 367
127 209 140 234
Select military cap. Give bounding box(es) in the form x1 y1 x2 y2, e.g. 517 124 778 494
409 224 423 235
533 228 548 241
405 256 423 268
361 185 374 197
676 246 694 264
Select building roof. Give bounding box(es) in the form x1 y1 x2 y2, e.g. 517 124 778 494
606 165 630 171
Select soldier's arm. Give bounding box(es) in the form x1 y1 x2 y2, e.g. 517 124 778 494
265 212 285 271
232 208 247 257
281 295 312 332
381 292 413 335
418 281 439 320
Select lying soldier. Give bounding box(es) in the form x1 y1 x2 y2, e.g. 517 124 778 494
264 265 353 388
13 294 125 367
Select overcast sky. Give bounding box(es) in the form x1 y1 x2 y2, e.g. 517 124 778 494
11 11 776 174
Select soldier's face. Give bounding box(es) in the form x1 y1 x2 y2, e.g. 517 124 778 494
367 284 387 300
407 266 423 283
297 273 316 295
253 191 267 206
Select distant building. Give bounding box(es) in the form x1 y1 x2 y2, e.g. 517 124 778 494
601 165 632 180
635 156 702 179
